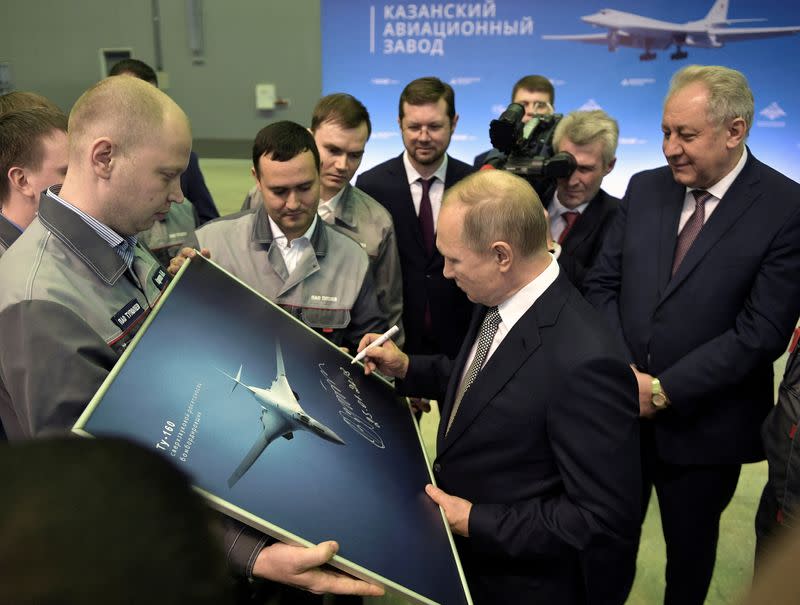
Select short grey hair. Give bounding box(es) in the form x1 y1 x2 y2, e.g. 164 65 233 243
443 170 547 258
553 110 619 167
666 65 753 134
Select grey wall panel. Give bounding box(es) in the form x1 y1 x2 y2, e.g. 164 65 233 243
0 0 322 152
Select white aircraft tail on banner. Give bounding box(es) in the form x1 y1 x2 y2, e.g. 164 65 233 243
542 0 800 61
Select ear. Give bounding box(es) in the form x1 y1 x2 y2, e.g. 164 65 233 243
604 156 617 176
6 166 35 198
90 137 114 179
491 241 513 273
726 117 747 149
397 117 403 131
450 113 459 132
251 165 260 186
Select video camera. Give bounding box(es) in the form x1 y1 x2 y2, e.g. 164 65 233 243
487 103 576 194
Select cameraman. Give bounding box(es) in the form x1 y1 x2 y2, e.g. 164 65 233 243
473 75 555 168
546 110 619 290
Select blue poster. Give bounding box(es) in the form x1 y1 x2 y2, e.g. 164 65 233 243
74 257 472 605
322 0 800 196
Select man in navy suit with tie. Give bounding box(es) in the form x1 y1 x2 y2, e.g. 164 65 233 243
584 65 800 605
359 170 641 604
544 109 620 290
356 77 474 358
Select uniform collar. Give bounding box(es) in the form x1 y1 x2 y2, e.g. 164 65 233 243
252 205 329 257
36 192 130 286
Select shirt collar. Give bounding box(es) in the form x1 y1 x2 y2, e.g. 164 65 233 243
403 150 449 186
689 146 748 201
268 213 318 249
549 191 590 218
0 211 24 233
319 186 347 219
497 254 560 331
46 186 138 269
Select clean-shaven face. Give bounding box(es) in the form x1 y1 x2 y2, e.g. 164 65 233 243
314 119 368 199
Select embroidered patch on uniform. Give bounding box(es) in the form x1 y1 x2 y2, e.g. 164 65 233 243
111 299 145 329
309 294 339 303
151 267 169 290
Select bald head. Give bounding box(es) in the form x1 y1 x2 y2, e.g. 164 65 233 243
444 170 548 259
58 76 191 236
68 76 189 161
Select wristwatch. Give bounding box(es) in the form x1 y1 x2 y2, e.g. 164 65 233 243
651 378 670 408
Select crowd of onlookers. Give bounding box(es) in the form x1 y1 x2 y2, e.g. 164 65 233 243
1 59 799 605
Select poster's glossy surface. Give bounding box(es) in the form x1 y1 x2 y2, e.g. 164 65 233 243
74 257 471 605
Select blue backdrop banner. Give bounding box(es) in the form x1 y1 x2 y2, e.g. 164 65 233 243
322 0 800 196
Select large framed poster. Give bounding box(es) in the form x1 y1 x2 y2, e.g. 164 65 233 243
73 256 472 605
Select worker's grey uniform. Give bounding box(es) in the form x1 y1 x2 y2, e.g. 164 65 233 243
190 206 385 351
0 193 170 440
138 200 199 266
0 192 269 578
242 183 404 347
0 213 21 258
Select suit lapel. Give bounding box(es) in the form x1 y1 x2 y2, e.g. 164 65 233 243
436 273 569 457
388 154 428 255
562 190 603 253
656 179 684 295
436 306 483 446
661 152 761 302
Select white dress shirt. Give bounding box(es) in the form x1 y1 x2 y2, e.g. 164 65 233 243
457 255 560 392
548 192 590 243
268 214 318 274
318 187 346 225
403 151 449 232
677 147 748 233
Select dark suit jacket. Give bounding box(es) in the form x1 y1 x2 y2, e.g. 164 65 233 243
402 272 641 605
182 151 219 225
547 188 620 291
584 150 800 465
356 154 475 357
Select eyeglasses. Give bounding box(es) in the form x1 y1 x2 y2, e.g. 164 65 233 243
402 123 446 136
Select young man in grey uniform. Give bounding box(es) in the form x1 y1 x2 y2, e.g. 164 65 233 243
0 76 381 599
180 120 386 353
241 94 404 346
0 106 68 257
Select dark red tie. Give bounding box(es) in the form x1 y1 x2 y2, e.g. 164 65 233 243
418 178 435 257
672 189 712 276
558 211 580 244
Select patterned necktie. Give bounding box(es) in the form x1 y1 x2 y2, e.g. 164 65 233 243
446 306 502 436
418 178 435 256
672 189 712 276
558 211 580 244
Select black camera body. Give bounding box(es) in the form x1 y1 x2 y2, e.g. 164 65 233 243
487 103 576 194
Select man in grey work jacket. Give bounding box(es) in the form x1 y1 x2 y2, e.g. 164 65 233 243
0 76 382 599
241 94 404 347
179 121 386 354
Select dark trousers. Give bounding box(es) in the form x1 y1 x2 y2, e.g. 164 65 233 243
641 430 741 605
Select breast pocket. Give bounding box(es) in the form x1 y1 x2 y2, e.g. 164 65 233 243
300 307 351 330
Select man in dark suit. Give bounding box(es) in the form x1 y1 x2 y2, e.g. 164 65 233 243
356 77 474 358
359 170 641 604
544 109 619 290
584 65 800 605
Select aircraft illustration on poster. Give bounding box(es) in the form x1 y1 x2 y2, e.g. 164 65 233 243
219 341 346 488
543 0 800 61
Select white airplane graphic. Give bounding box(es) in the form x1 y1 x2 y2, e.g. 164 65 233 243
219 341 345 488
543 0 800 61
